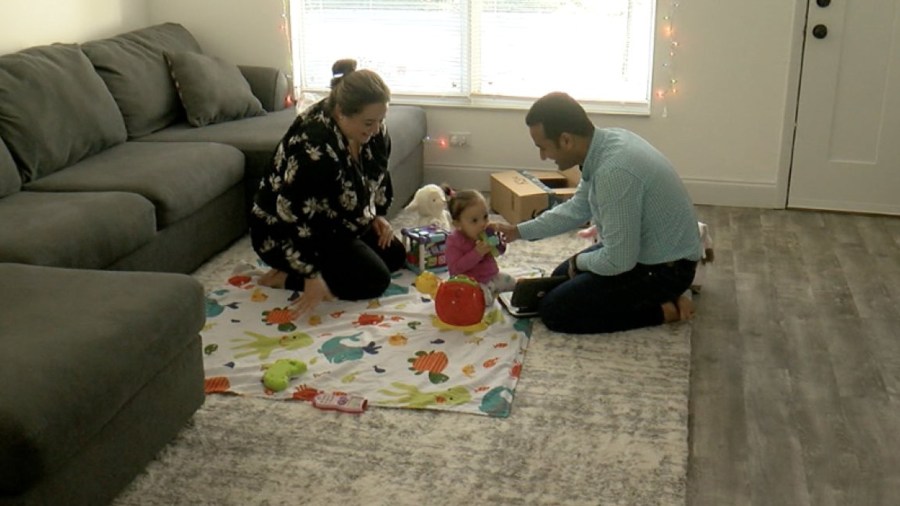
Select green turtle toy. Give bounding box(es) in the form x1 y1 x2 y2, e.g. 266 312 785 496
262 358 308 392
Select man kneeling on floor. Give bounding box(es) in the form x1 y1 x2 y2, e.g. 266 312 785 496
493 91 702 334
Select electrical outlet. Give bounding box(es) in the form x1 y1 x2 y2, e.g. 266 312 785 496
449 132 470 147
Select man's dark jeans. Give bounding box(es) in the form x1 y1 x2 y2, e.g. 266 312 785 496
540 243 697 334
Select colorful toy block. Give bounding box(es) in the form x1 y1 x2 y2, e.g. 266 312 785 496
401 225 449 273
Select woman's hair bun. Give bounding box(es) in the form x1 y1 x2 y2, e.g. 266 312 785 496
330 59 358 88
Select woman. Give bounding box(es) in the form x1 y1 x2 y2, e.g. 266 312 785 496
250 59 406 318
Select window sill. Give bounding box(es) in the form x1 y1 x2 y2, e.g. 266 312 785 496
392 94 651 116
297 90 650 116
299 92 650 116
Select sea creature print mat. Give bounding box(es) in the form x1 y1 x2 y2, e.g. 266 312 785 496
201 264 532 418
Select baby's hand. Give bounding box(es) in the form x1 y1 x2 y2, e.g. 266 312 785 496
474 240 492 256
478 229 505 257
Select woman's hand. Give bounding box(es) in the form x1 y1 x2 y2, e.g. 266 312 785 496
372 216 394 249
289 276 333 319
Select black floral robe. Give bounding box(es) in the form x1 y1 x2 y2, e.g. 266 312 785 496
249 98 393 279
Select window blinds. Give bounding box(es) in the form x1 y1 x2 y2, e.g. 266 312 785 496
292 0 653 105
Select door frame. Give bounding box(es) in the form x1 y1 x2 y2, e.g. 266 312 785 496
778 0 816 210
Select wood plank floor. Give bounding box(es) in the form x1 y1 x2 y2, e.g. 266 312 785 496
689 206 900 506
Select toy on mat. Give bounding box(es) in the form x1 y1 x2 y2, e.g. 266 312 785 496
312 392 368 414
434 275 486 327
262 358 307 392
478 227 507 257
404 184 452 229
402 225 449 273
414 271 442 297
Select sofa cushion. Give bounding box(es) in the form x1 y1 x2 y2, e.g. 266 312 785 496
82 23 203 138
0 191 156 268
23 141 245 227
0 44 127 182
0 263 205 493
165 51 266 127
0 138 20 198
137 104 426 213
138 107 296 184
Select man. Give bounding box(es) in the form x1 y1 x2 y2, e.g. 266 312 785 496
494 92 701 334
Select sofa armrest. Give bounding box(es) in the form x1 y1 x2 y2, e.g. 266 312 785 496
239 65 290 112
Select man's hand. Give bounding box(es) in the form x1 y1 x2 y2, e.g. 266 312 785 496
372 216 394 249
490 222 520 243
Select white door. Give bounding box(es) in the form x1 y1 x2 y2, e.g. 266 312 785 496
789 0 900 215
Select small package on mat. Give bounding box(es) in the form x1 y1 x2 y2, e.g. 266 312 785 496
312 393 367 414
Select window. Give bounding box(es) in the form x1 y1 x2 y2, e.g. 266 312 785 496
290 0 655 113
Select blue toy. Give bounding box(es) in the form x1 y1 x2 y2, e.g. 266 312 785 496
479 228 507 257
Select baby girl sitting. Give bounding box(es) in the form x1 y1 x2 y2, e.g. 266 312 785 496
444 189 516 305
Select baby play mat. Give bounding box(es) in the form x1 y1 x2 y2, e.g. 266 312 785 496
201 264 531 417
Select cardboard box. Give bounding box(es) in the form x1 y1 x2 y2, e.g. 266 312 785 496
401 225 449 273
490 168 580 224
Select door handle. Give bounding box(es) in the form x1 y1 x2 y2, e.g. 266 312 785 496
812 24 828 39
816 0 831 6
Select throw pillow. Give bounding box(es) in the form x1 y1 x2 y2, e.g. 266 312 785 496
82 22 203 138
165 51 265 127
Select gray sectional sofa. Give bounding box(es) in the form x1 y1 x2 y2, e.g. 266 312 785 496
0 22 426 506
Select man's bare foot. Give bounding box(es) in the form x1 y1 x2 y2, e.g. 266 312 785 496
662 294 695 323
258 269 288 289
675 294 695 320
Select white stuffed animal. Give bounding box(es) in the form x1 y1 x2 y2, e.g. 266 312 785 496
404 184 452 230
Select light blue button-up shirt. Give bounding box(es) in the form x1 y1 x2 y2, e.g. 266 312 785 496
517 127 701 276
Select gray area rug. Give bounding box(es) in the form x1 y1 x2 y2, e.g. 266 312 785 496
112 212 691 506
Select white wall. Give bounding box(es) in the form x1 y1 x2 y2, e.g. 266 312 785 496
147 0 290 71
0 0 148 53
1 0 806 209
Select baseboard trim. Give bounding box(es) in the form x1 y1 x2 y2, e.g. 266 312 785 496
787 197 900 216
424 164 785 209
683 178 784 209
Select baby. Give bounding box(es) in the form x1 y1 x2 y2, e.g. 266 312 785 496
444 189 516 305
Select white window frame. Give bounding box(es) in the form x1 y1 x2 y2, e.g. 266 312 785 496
289 1 656 115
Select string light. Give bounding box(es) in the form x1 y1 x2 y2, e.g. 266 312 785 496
281 0 296 107
657 0 680 118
